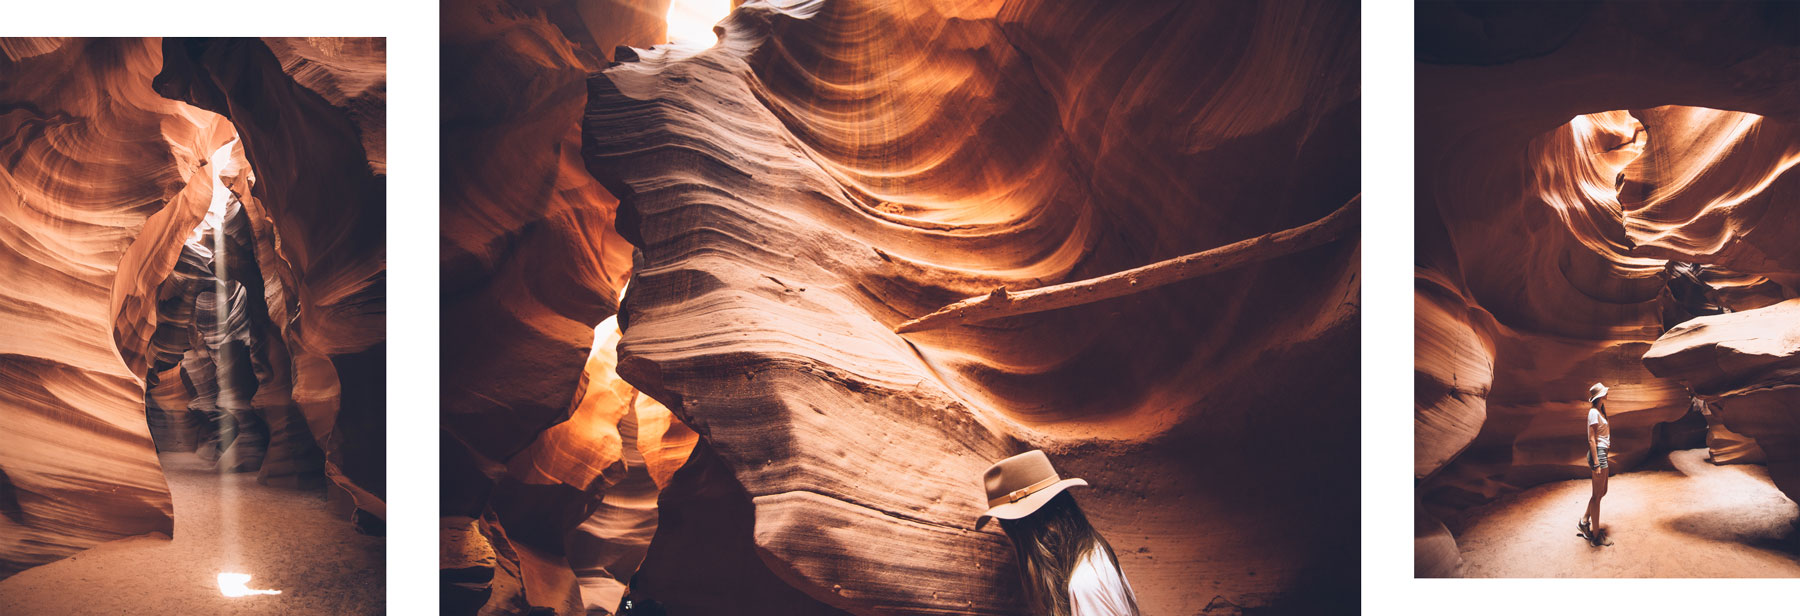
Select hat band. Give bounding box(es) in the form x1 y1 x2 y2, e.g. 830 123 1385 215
988 475 1060 508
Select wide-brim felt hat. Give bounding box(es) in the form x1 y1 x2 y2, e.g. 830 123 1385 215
1589 382 1610 403
977 449 1087 529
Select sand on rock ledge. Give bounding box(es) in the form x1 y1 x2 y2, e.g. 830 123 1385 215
0 452 383 614
1445 450 1800 578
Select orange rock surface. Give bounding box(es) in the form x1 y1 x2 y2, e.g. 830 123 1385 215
439 2 699 613
1 38 226 577
587 1 1359 613
1415 2 1800 575
1 37 385 578
1645 299 1800 505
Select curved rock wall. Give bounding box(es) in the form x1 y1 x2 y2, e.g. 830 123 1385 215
588 1 1359 613
475 316 700 614
0 38 232 578
440 0 639 467
1415 1 1800 569
439 1 688 613
155 37 388 518
1 36 384 578
1645 298 1800 511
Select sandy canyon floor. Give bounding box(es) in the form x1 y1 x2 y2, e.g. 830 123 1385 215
1448 449 1800 577
0 452 383 614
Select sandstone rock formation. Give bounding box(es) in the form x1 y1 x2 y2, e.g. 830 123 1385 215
1 38 222 577
156 37 389 520
443 0 1358 612
585 0 1359 613
440 0 642 463
439 1 696 612
1415 1 1800 575
0 36 384 578
1645 299 1800 509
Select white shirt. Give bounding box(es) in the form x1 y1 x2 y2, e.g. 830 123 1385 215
1588 407 1611 449
1068 545 1139 616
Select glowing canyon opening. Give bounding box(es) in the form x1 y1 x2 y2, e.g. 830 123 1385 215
0 37 386 613
1415 2 1800 579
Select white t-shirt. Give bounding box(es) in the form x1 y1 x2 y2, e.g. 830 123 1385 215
1588 408 1611 449
1068 544 1139 616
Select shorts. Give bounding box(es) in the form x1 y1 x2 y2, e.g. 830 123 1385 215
1588 447 1609 471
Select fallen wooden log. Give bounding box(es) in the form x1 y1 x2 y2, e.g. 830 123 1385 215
894 194 1360 333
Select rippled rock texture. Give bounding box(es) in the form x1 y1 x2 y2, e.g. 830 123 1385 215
155 37 389 520
0 37 384 578
585 0 1359 613
441 0 643 459
1645 299 1800 509
1415 2 1800 575
440 1 693 613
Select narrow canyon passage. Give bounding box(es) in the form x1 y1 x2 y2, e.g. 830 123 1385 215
2 97 382 612
443 0 1359 613
2 36 387 605
1448 450 1800 578
0 452 383 614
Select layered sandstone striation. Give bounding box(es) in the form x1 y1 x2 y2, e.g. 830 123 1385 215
0 36 385 578
1 38 231 578
1415 2 1800 574
1645 299 1800 508
586 0 1359 613
460 315 699 614
439 1 699 613
155 37 389 520
440 0 642 464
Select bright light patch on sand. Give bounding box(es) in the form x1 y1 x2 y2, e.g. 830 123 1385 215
218 572 281 597
667 0 730 46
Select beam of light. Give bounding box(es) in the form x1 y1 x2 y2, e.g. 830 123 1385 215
209 139 236 355
667 0 731 47
217 572 281 597
208 138 241 570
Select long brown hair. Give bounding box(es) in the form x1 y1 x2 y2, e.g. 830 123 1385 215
998 491 1139 616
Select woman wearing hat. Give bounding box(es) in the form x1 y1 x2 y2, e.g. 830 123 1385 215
1580 382 1612 546
978 450 1140 616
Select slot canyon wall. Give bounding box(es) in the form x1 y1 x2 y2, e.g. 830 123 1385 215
1415 2 1800 576
442 0 1353 612
594 0 1359 614
141 149 330 486
0 37 386 578
155 37 390 522
440 1 688 613
444 0 1360 614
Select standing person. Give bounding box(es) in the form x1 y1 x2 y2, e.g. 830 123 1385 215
1580 383 1612 546
978 450 1140 616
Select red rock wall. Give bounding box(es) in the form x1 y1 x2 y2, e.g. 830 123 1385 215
1645 299 1800 510
440 0 638 466
155 37 389 518
1415 1 1800 572
0 38 232 578
1 36 385 578
587 1 1359 613
439 1 684 613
